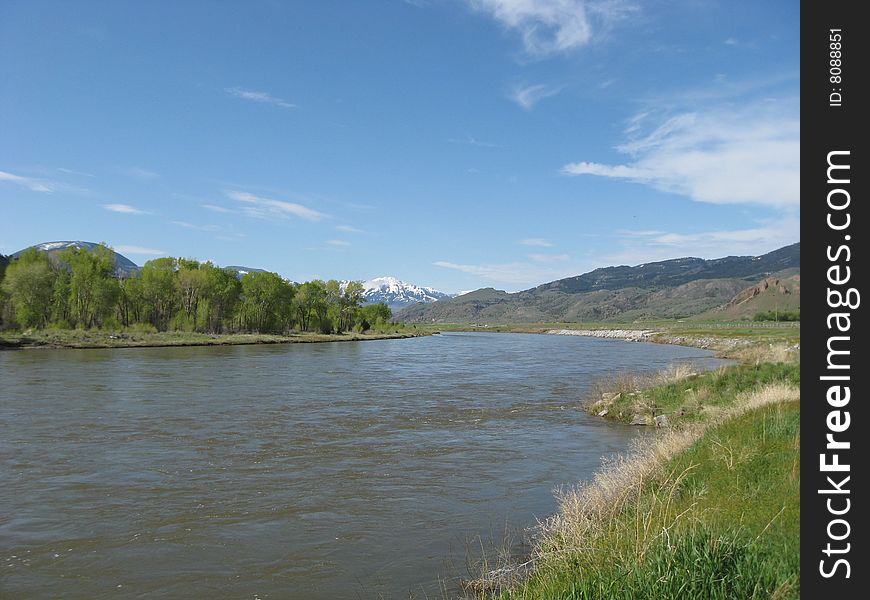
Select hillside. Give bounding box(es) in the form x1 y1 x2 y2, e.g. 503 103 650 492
397 243 800 323
700 274 801 320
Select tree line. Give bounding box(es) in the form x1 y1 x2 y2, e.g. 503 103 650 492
0 245 392 334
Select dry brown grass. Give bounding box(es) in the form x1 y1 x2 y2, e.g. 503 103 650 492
542 382 797 555
720 341 800 364
585 362 698 417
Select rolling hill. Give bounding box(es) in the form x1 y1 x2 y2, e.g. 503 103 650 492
396 243 800 323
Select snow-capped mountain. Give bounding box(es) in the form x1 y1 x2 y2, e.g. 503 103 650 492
360 276 454 311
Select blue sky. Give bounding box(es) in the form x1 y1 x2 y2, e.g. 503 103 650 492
0 0 799 293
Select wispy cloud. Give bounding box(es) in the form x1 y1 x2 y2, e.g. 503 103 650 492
562 101 799 209
216 233 247 242
528 253 569 262
226 87 297 109
227 191 328 221
123 166 159 180
102 203 148 215
448 135 502 148
115 245 165 256
467 0 637 57
0 170 54 192
519 238 554 247
434 258 580 287
57 167 95 177
509 83 560 110
326 239 351 247
335 224 363 233
171 220 220 232
202 203 233 213
603 217 800 266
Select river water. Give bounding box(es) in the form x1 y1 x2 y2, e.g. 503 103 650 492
0 332 726 599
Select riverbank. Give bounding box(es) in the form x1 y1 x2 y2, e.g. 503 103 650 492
556 329 799 368
481 385 800 599
546 325 800 360
416 321 800 363
466 339 800 598
0 328 428 350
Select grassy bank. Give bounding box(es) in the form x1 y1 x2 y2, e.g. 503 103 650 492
0 326 428 349
586 362 799 426
469 379 800 599
461 333 800 599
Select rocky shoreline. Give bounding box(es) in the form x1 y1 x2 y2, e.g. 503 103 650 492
546 328 659 342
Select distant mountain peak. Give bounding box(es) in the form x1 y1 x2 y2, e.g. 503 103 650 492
357 276 454 311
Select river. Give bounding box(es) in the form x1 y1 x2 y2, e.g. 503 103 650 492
0 332 727 598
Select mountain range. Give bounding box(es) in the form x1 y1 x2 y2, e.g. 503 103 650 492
396 243 800 323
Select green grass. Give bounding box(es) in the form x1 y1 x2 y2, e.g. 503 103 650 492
0 327 428 349
492 398 800 599
589 362 800 425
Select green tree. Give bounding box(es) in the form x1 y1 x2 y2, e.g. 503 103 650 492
358 302 392 331
239 271 295 333
0 248 57 329
51 269 72 326
202 266 241 333
338 281 364 332
61 244 120 328
321 279 343 333
141 257 178 330
177 259 208 330
117 275 146 327
295 280 328 332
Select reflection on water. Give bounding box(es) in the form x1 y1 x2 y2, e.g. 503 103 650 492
0 332 727 598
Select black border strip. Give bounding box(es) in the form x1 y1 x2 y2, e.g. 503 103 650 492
802 1 866 596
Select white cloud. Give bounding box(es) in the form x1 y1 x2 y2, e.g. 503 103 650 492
562 101 800 208
335 224 363 233
509 83 560 110
115 245 165 256
602 217 800 265
468 0 637 56
434 259 579 287
123 167 159 180
519 238 554 247
0 170 53 192
202 204 233 213
326 239 351 247
57 167 95 177
528 253 569 262
226 87 296 109
102 203 147 215
227 191 328 222
171 221 220 232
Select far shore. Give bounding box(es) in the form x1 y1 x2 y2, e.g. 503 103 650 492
0 329 430 350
